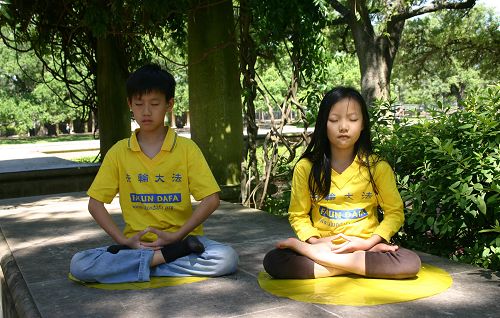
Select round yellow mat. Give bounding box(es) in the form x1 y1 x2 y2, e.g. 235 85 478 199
68 273 209 290
258 263 452 306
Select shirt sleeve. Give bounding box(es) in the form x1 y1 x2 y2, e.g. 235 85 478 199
87 145 119 204
186 140 221 201
372 161 405 242
288 159 321 241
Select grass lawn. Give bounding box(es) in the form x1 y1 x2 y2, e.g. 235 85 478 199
72 155 100 163
0 133 96 145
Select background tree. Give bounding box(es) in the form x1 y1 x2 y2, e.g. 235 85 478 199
238 0 330 208
327 0 477 105
393 4 499 105
0 38 78 136
187 0 243 195
0 0 186 156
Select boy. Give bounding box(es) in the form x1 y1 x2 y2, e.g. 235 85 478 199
70 64 238 283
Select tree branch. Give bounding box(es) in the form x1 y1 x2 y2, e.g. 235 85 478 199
329 0 351 18
391 0 476 24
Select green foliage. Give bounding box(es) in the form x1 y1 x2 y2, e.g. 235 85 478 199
246 0 333 111
393 5 499 105
252 144 301 216
372 85 500 270
71 154 100 164
0 39 79 136
0 0 189 141
0 133 94 144
262 188 291 217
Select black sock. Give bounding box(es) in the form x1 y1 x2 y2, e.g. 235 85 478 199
160 236 205 263
107 244 131 254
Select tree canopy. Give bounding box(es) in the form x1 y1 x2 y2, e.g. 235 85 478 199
325 0 477 104
393 4 499 104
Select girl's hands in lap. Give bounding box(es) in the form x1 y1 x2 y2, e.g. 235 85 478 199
329 234 398 254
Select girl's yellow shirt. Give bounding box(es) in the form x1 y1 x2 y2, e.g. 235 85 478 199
288 157 404 244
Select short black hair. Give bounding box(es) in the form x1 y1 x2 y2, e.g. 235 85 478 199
126 64 176 101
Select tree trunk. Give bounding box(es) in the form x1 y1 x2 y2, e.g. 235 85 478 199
96 36 130 159
450 82 466 106
187 0 243 193
346 0 405 105
239 0 259 205
356 39 392 105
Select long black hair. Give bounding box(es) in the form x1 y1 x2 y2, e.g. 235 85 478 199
300 86 378 200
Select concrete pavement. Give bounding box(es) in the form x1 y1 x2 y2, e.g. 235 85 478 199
0 130 499 317
0 140 100 199
0 193 499 318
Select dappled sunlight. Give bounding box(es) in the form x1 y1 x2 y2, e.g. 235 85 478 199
0 194 124 256
467 269 500 282
10 227 105 251
0 193 121 215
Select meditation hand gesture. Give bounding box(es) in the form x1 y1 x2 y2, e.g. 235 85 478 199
121 228 150 249
330 234 398 254
140 227 180 249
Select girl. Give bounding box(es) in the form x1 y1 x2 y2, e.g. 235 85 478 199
263 87 421 279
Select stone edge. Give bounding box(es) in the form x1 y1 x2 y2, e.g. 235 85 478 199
0 227 41 318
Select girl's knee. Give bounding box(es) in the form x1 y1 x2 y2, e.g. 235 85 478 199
263 248 314 279
400 249 422 278
263 248 286 278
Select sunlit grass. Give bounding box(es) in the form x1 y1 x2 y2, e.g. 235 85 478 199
71 155 100 164
0 134 96 145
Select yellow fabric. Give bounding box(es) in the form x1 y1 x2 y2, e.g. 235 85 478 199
87 128 220 242
258 263 452 306
68 273 208 290
288 157 404 243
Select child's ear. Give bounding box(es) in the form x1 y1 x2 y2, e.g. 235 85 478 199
167 98 174 112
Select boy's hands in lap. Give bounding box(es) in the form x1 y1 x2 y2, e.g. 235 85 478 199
122 229 150 249
139 227 180 250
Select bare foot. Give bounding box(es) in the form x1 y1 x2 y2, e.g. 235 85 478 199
277 238 335 258
276 237 300 249
368 243 399 252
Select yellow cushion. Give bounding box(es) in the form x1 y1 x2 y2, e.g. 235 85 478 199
258 263 452 306
68 273 209 290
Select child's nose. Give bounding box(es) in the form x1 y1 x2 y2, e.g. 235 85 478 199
339 119 348 131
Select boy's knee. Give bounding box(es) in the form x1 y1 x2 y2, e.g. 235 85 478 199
70 248 110 282
70 252 96 282
211 245 239 276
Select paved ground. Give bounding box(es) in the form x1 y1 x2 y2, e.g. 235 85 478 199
0 193 499 318
0 139 100 173
0 133 499 317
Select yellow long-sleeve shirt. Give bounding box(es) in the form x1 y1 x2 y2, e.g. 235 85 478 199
288 157 404 244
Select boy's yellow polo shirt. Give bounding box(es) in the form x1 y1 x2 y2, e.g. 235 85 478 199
88 128 220 242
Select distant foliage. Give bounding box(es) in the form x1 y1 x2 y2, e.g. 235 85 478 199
372 85 500 270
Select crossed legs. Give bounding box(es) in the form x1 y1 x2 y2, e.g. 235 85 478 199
264 238 421 279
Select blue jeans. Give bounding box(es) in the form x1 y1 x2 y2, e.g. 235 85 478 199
70 236 239 283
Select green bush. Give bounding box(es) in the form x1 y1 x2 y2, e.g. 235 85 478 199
372 85 500 270
0 126 19 137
